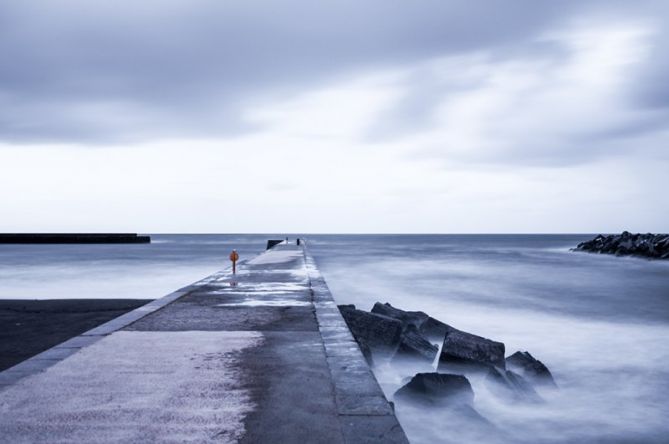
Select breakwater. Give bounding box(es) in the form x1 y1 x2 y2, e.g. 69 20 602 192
574 231 669 259
0 233 151 244
0 242 407 443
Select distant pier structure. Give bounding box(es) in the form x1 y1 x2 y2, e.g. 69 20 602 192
0 233 151 244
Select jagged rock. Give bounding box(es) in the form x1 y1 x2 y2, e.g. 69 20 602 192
420 316 451 342
338 304 375 365
371 302 450 341
371 302 428 329
357 337 374 367
395 373 496 432
485 367 543 403
394 372 474 407
437 328 505 372
338 305 403 358
574 232 669 259
506 351 557 388
393 325 438 363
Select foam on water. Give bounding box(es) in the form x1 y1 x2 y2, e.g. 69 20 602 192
307 234 669 444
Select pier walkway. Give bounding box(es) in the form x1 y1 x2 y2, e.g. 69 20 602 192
0 244 407 443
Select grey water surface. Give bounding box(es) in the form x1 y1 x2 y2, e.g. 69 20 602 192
1 234 667 443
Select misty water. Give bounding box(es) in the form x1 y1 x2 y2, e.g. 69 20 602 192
309 235 669 444
1 234 668 443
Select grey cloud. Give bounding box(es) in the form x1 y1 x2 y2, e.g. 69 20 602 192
361 0 669 167
0 0 590 144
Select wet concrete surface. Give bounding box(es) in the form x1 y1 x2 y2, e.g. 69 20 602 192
0 244 407 443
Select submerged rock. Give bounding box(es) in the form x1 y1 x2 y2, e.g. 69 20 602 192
506 351 557 388
437 328 505 372
394 372 474 407
485 367 543 403
394 372 497 433
337 305 403 358
574 231 669 259
371 302 450 342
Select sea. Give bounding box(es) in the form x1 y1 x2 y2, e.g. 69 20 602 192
1 234 668 444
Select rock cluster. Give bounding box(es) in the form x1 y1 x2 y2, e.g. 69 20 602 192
339 303 441 365
338 302 557 418
574 231 669 259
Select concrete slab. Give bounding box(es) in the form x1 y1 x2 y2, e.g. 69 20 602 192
237 331 343 444
54 335 103 349
0 331 262 443
341 415 409 444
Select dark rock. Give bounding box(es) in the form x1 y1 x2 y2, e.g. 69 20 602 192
338 305 403 358
485 367 543 403
394 372 474 407
371 302 450 342
371 302 428 329
506 351 557 388
420 316 451 342
574 232 669 259
437 328 505 372
394 373 497 433
357 337 374 367
393 325 438 363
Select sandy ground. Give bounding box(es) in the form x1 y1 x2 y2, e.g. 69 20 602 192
0 299 150 371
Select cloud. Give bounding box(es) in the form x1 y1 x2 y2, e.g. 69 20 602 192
1 0 668 233
0 0 591 144
364 18 668 167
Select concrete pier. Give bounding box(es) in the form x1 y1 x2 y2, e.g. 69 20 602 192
0 244 408 443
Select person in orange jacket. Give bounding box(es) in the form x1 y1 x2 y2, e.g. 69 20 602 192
229 249 239 274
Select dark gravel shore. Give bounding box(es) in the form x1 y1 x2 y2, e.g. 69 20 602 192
0 299 150 371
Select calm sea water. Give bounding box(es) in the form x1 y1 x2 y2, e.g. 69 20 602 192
1 234 668 443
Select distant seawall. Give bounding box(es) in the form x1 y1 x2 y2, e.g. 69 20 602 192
0 233 151 244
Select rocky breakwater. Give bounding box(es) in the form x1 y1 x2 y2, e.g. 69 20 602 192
338 302 557 427
574 231 669 259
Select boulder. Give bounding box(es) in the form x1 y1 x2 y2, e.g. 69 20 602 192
393 325 439 363
371 302 450 341
574 232 669 259
394 372 474 407
420 316 451 342
485 367 543 403
357 337 374 367
337 305 403 358
371 302 428 329
437 328 505 372
506 351 557 388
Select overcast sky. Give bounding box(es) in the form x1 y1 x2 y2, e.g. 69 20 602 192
1 0 667 233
